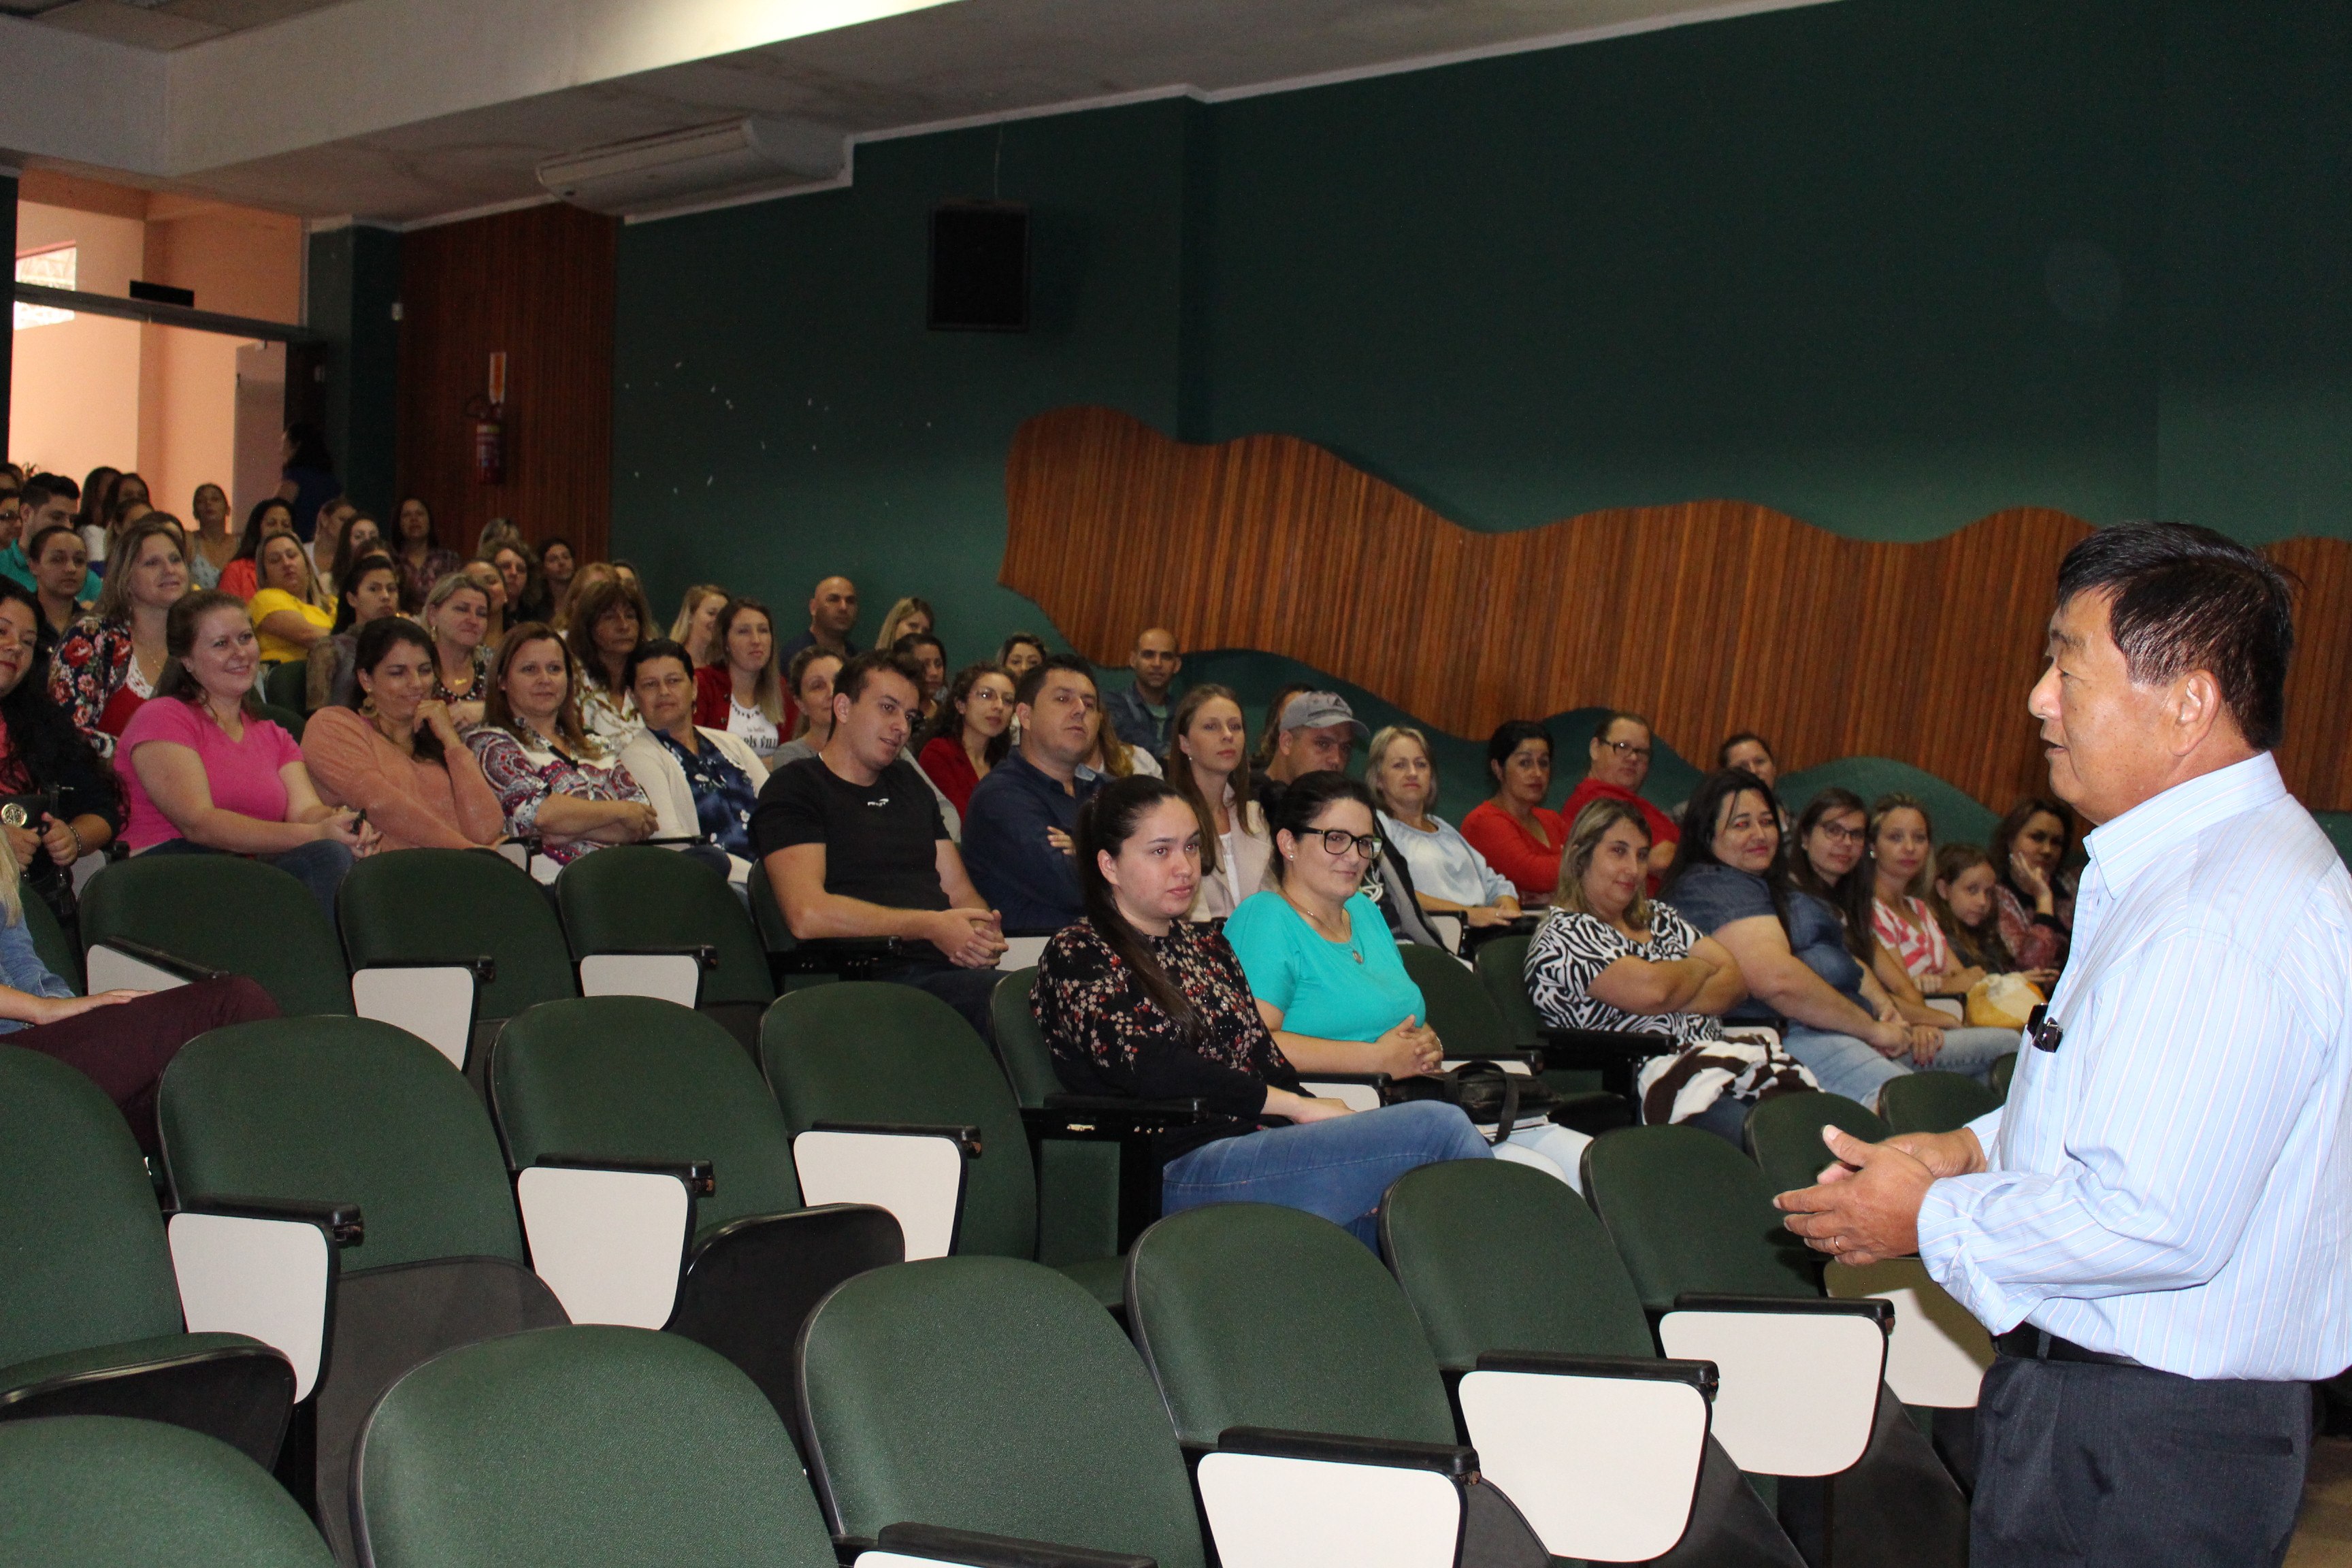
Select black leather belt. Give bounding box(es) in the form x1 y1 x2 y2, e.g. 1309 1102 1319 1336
1995 1326 2143 1369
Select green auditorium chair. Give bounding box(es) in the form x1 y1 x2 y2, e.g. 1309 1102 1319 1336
1380 1158 1807 1565
20 884 82 992
764 982 1202 1309
1989 1049 2017 1102
1472 930 1636 1110
0 1415 337 1568
351 1326 844 1568
1744 1092 1888 1200
0 1045 294 1468
80 853 353 1017
158 1016 568 1559
256 700 307 741
1878 1070 2001 1137
338 848 573 1081
1398 941 1628 1130
803 1254 1501 1568
553 845 774 1049
263 660 310 716
990 966 1124 1267
488 995 902 1437
1582 1126 1969 1568
1472 932 1544 1049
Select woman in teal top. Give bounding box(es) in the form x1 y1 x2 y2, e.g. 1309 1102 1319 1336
1224 771 1593 1188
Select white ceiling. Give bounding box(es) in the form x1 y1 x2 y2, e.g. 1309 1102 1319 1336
1 0 1834 226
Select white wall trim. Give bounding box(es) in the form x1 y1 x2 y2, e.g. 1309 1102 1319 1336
398 191 561 233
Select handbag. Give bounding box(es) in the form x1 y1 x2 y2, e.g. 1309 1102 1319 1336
1965 972 2044 1030
1392 1059 1562 1145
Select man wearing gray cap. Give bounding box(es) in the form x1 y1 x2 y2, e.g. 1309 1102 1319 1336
1251 690 1368 814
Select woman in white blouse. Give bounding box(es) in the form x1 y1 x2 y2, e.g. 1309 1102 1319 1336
1164 684 1271 921
1365 725 1524 930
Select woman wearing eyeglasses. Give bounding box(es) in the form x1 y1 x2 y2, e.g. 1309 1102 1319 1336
1559 710 1680 892
1222 770 1592 1189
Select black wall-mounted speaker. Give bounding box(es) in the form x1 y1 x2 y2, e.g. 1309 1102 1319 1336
929 203 1028 331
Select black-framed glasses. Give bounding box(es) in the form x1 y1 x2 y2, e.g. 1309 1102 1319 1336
1815 823 1866 845
1309 828 1383 860
1599 740 1652 761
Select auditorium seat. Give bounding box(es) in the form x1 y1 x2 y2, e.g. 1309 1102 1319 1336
1745 1092 1889 1199
261 662 308 717
0 1045 293 1468
990 968 1125 1268
0 1415 336 1568
553 844 773 1049
1470 930 1610 1103
1877 1072 2000 1137
80 854 353 1017
20 886 82 992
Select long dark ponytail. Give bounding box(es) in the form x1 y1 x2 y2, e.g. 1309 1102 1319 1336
1075 775 1202 1041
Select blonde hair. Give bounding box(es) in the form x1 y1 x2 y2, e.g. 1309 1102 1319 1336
1363 725 1433 817
0 829 22 928
669 584 728 650
1554 796 1654 927
873 595 934 652
257 527 329 610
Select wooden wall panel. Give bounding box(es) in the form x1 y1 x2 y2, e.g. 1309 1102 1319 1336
1003 405 2352 811
395 203 615 563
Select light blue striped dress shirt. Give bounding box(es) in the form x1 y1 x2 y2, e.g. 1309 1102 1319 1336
1916 752 2352 1380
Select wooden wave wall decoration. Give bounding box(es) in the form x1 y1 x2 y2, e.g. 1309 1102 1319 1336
1002 406 2352 813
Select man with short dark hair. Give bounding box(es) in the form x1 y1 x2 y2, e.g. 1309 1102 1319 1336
1105 627 1181 755
1778 522 2351 1567
960 654 1103 932
1562 711 1678 882
0 476 79 597
753 649 1005 1035
779 575 859 664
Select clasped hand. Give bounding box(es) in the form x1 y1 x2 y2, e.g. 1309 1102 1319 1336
1773 1125 1982 1267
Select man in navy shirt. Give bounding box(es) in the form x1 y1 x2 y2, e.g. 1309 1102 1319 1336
961 654 1104 932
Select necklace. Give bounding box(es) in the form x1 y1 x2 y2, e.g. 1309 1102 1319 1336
1282 888 1361 962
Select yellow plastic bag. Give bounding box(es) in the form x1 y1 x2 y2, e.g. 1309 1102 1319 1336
1965 972 2045 1031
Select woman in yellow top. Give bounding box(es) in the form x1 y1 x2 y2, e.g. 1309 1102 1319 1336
248 529 337 664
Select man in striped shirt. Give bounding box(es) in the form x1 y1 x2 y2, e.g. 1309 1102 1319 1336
1778 521 2349 1566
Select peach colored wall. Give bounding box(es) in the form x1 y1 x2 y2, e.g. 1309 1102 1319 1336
10 201 144 487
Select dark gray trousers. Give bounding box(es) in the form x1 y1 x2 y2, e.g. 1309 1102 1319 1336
1972 1354 2312 1567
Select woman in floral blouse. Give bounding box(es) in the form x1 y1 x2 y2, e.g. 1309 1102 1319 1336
48 517 188 759
466 625 657 883
1031 774 1495 1250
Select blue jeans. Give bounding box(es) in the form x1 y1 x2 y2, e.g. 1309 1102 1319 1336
1160 1100 1494 1249
140 836 355 924
1782 1023 2017 1109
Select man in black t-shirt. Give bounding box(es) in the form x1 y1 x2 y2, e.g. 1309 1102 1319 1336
752 650 1006 1037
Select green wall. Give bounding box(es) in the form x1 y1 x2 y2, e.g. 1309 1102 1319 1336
614 0 2352 812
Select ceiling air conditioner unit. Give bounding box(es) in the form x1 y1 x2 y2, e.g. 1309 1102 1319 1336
537 118 842 214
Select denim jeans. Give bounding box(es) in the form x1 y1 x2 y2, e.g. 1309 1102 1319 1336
140 836 355 924
1783 1023 2017 1109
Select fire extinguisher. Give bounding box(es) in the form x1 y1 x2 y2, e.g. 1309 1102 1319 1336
465 394 505 485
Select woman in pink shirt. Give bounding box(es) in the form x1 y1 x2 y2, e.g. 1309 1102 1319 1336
114 590 365 917
301 619 506 853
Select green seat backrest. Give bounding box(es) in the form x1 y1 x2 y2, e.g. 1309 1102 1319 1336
493 996 801 1235
159 1018 523 1271
1745 1092 1889 1201
1878 1071 2001 1137
1989 1050 2017 1103
262 662 308 715
354 1325 834 1568
1127 1203 1458 1448
800 1256 1205 1567
745 860 793 953
20 892 81 992
255 702 306 742
1472 934 1541 1048
0 1046 182 1368
1776 757 1997 849
989 968 1061 1107
555 846 772 1008
1380 1159 1655 1367
81 855 353 1017
762 983 1033 1260
1582 1125 1819 1312
338 849 576 1022
0 1416 336 1567
1398 943 1516 1057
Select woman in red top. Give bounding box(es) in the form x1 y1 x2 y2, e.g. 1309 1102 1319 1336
1559 710 1680 889
690 597 788 759
1458 719 1565 903
915 662 1014 815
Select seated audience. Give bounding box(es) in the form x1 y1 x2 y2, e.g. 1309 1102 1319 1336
0 587 120 930
185 483 236 589
566 573 649 751
1223 771 1592 1188
115 591 362 915
217 498 296 602
90 470 150 564
1563 712 1680 887
670 583 728 666
1034 776 1507 1250
390 497 459 612
1250 682 1313 774
769 647 843 768
515 536 573 625
1105 627 1183 754
461 559 510 651
996 631 1046 682
781 574 859 663
50 517 189 757
1367 723 1523 930
300 619 506 853
1526 797 1813 1137
1459 719 1565 902
421 572 493 728
304 552 402 711
1990 795 2074 973
489 542 536 627
0 831 276 1155
4 476 103 602
1929 843 2060 988
962 655 1105 932
473 518 523 564
1867 794 1990 997
64 470 103 555
26 523 93 683
892 631 947 724
468 625 657 879
319 511 380 604
623 639 768 879
1163 683 1271 921
692 597 786 760
1082 695 1161 780
753 650 1005 1036
872 594 933 651
1664 771 2002 1109
1716 731 1792 830
1250 690 1365 813
248 531 335 663
915 663 1014 814
307 500 354 597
